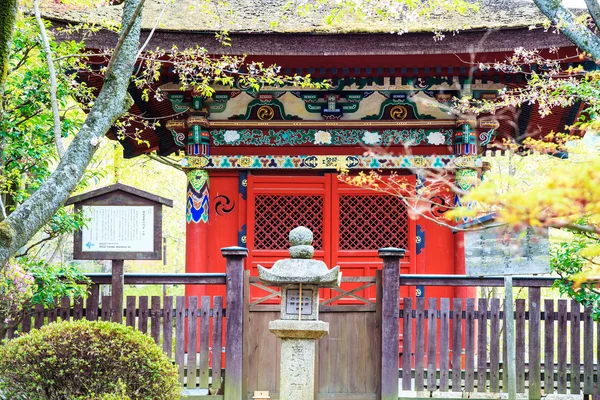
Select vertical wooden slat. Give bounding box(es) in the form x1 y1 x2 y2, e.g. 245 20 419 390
597 313 600 397
451 298 462 392
502 306 507 393
34 304 45 329
242 270 250 399
570 300 581 394
151 296 161 345
415 297 426 392
73 297 83 320
138 296 148 334
126 296 136 328
515 299 525 393
528 287 541 399
48 304 57 323
439 298 450 392
111 260 124 324
21 311 31 333
163 296 173 358
101 295 111 321
489 298 500 392
60 296 70 321
187 296 198 389
199 296 211 388
375 270 383 399
544 300 555 395
465 298 475 392
427 298 438 391
223 247 247 400
175 296 185 384
583 307 594 395
212 296 223 390
379 248 403 400
402 297 413 391
86 284 99 321
557 300 568 394
477 298 488 393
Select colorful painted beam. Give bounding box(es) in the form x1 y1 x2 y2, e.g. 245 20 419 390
180 154 482 170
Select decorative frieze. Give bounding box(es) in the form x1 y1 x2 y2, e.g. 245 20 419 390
180 154 482 170
210 128 453 147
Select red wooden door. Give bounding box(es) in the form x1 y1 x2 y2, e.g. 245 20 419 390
330 177 415 302
246 174 332 274
247 173 415 298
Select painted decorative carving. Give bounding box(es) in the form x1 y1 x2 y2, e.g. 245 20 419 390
257 105 275 121
313 131 332 145
214 195 235 216
180 154 482 170
427 131 447 145
186 169 209 224
390 105 408 120
223 130 240 144
362 131 381 145
211 128 453 147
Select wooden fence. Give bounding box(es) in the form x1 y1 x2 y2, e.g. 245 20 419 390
380 250 600 400
6 247 248 400
6 248 600 400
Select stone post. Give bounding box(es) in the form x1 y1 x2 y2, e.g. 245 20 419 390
258 227 341 400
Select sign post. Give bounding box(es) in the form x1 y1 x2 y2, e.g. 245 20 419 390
67 183 173 323
503 276 516 400
463 219 550 400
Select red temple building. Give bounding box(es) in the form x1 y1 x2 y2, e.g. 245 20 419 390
48 0 581 301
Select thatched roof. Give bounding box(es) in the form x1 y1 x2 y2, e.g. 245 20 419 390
42 0 558 35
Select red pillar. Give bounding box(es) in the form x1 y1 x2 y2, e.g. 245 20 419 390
184 108 211 298
185 169 210 296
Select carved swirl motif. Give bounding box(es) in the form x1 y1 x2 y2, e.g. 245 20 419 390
390 105 408 120
479 129 497 147
171 130 186 147
257 105 275 121
430 195 450 217
215 195 235 216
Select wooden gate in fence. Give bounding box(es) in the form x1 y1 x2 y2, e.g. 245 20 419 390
246 274 382 400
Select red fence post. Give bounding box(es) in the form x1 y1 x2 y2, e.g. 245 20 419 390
222 246 248 400
379 247 405 400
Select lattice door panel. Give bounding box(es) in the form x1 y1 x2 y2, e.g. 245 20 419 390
253 195 324 250
338 195 409 250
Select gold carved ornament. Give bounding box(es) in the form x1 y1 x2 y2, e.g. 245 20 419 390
390 105 408 120
257 105 275 121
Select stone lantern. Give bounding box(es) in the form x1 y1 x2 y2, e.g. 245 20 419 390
258 226 341 400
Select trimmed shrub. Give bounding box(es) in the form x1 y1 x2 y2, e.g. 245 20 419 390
0 320 179 400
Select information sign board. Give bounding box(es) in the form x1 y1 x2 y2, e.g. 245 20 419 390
81 206 154 253
464 226 550 276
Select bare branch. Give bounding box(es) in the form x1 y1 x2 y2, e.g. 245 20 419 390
34 0 65 158
136 0 168 59
146 152 182 171
15 234 53 258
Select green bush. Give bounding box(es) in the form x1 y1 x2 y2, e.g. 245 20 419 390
0 320 179 400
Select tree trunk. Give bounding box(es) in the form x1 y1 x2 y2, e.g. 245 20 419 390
0 0 17 102
0 0 144 264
